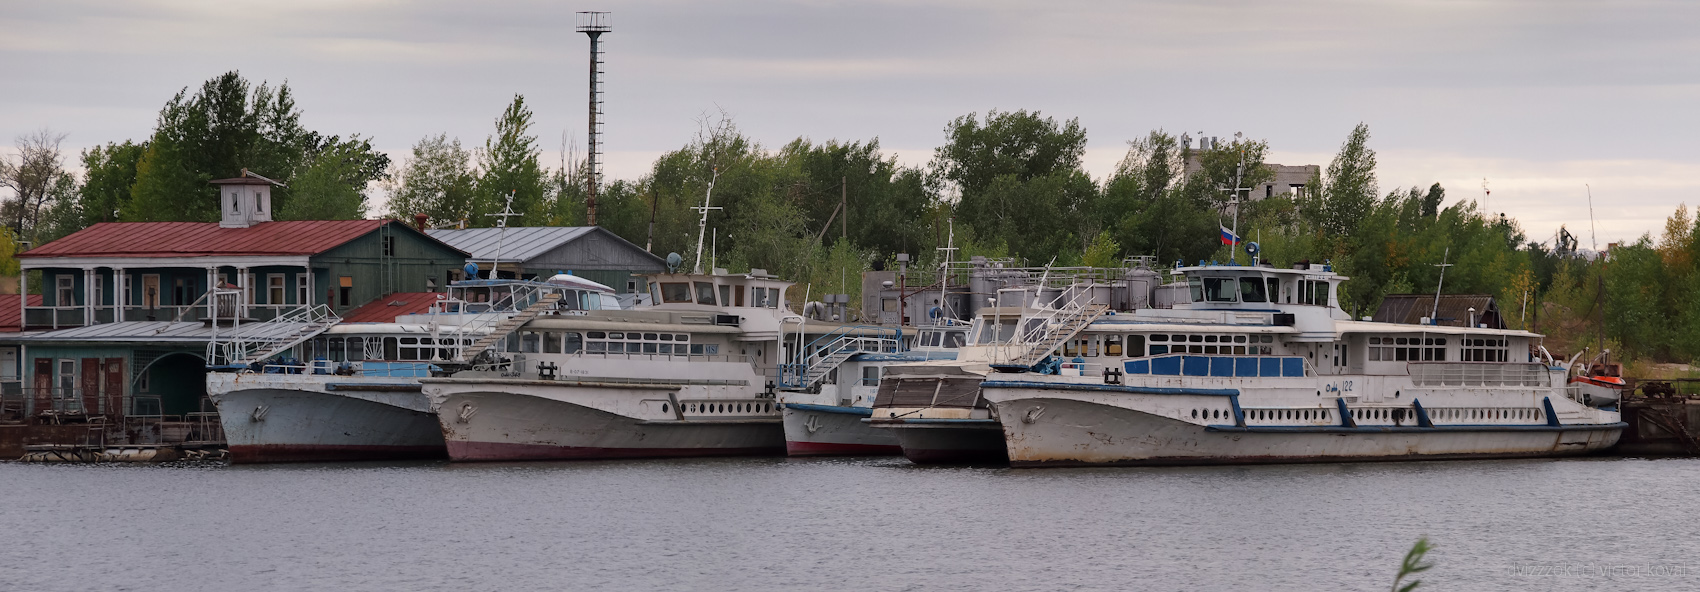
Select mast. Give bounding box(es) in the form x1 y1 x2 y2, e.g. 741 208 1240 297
691 168 722 274
484 191 521 279
576 12 611 226
1430 247 1452 324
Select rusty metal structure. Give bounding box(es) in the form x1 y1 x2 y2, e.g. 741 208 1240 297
577 11 611 226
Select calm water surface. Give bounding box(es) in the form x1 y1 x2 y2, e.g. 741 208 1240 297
1 455 1697 591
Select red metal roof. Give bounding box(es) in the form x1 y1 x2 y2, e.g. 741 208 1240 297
20 220 394 259
0 294 42 332
340 292 442 323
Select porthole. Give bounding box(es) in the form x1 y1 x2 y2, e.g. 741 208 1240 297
1192 409 1199 419
662 403 669 413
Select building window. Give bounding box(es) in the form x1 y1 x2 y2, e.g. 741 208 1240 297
173 278 187 305
93 275 104 307
383 235 395 257
55 275 74 306
122 274 131 307
246 273 256 304
267 274 285 305
57 359 75 396
297 273 309 305
339 276 353 307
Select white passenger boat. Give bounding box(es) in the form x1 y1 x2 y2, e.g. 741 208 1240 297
421 270 892 461
978 262 1625 466
208 276 614 463
777 325 963 456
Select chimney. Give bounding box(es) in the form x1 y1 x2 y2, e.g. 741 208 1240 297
414 213 429 231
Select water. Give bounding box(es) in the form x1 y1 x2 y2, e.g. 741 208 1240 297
2 456 1697 591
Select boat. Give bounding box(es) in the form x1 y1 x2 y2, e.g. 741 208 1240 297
422 268 903 461
207 275 612 463
1566 350 1627 407
978 261 1626 467
777 324 963 456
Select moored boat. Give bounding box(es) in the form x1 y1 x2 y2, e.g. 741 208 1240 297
978 261 1625 467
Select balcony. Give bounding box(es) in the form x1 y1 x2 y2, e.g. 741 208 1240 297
24 304 304 330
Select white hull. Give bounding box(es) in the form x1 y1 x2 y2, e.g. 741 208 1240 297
424 376 784 461
207 373 445 463
985 384 1624 467
780 404 899 455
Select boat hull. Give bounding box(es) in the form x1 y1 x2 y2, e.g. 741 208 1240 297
781 404 900 456
871 420 1009 463
210 377 446 464
431 385 784 462
992 396 1624 467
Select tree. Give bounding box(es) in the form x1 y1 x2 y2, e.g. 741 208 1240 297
281 137 386 220
1308 123 1378 236
386 134 478 225
124 71 323 222
75 141 147 227
475 94 547 226
0 129 75 241
932 109 1092 264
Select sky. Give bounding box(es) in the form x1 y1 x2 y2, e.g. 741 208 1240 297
2 0 1696 247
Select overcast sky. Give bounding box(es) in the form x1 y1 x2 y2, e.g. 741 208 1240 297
3 0 1695 246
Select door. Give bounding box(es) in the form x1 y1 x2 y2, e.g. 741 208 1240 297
103 358 124 419
80 358 100 415
32 358 50 416
142 275 160 309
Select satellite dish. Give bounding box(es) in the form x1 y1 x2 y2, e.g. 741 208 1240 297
665 252 683 273
1244 242 1260 256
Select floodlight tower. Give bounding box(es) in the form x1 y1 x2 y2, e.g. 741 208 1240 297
577 11 611 226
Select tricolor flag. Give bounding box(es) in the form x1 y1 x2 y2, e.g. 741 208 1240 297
1220 225 1239 246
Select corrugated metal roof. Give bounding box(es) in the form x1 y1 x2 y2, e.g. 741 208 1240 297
426 227 597 263
341 292 442 323
20 220 394 259
1373 294 1503 328
0 294 42 332
12 320 313 343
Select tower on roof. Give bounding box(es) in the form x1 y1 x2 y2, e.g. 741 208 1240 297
577 11 611 226
211 169 281 228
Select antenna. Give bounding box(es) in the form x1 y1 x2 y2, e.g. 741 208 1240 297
1585 184 1598 252
1430 247 1452 324
691 167 723 274
1221 132 1250 264
1481 178 1490 216
484 191 521 279
577 11 611 226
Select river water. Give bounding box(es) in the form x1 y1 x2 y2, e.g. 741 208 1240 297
1 456 1696 591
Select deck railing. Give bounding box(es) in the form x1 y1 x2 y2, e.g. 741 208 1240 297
1408 362 1550 387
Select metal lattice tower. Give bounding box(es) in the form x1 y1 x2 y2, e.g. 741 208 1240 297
576 11 611 226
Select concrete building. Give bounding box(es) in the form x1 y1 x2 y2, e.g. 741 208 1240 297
1183 135 1320 201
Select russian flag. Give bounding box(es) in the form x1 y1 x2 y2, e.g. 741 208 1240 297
1220 225 1239 246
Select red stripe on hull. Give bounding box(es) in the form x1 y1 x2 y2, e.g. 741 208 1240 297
229 444 447 464
446 440 784 462
785 440 902 456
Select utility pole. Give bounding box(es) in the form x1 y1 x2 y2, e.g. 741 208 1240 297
841 176 847 241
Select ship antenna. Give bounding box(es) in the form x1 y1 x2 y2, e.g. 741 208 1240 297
483 190 520 279
1429 247 1452 325
691 167 723 274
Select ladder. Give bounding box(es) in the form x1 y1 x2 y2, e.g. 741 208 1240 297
799 336 896 388
1011 303 1110 366
454 293 562 363
207 304 340 367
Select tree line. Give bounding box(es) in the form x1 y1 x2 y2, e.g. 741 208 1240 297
4 71 1697 366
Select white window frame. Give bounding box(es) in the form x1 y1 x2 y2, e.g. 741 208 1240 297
55 275 74 306
267 274 285 305
296 273 308 305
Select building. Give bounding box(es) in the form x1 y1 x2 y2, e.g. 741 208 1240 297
1183 135 1320 201
0 172 469 433
426 226 666 294
1372 294 1505 329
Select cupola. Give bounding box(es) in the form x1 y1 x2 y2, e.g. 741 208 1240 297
210 169 279 228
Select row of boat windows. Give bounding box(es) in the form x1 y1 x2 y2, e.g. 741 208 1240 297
1187 276 1332 305
1061 333 1281 358
499 331 720 356
1191 407 1546 424
307 336 475 362
672 402 774 415
652 282 782 308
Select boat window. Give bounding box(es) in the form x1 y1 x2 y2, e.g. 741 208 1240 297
734 286 745 306
1203 277 1237 302
1126 335 1144 357
660 283 692 303
1205 335 1218 343
695 282 717 305
608 332 624 339
767 288 781 309
564 332 582 354
1188 276 1204 302
719 285 732 307
1239 277 1268 303
863 366 880 386
543 332 562 354
384 337 399 360
1150 334 1167 342
1150 344 1169 355
944 331 966 349
1189 335 1203 343
1234 335 1247 343
1105 336 1123 356
1266 278 1279 302
676 334 690 342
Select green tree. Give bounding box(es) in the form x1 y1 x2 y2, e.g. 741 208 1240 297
474 94 547 226
74 141 147 226
1306 123 1378 236
932 109 1092 264
386 134 478 226
124 72 317 222
281 137 384 220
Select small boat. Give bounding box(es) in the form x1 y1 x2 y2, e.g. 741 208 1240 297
1567 351 1626 407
